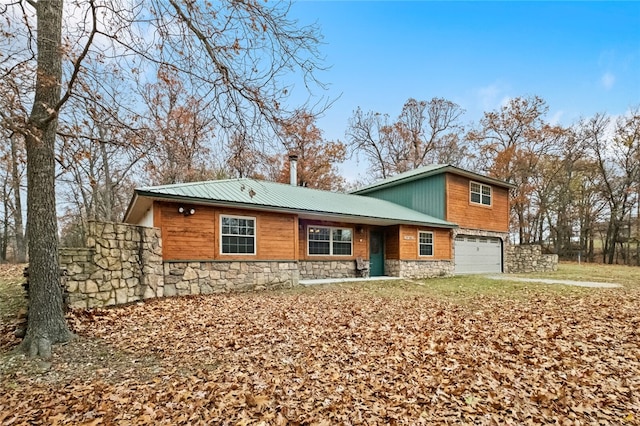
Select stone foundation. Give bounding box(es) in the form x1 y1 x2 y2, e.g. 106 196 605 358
163 261 298 296
298 260 356 279
59 220 557 309
506 245 558 273
61 221 163 309
385 259 453 278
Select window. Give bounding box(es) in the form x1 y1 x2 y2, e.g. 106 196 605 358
221 215 255 254
419 231 433 256
308 226 352 256
470 181 492 206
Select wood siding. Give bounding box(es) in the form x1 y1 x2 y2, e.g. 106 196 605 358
384 226 400 260
397 225 452 260
154 202 216 260
154 202 297 261
298 219 368 261
445 173 510 232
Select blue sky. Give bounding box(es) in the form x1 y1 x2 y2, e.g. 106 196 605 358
287 1 640 179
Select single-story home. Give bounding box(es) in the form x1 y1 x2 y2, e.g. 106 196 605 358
122 163 514 286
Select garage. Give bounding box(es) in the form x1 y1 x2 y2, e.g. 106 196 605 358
454 235 502 274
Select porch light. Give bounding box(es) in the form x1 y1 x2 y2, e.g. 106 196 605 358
178 206 196 216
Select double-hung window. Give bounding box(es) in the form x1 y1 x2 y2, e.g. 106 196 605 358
221 215 256 254
418 231 433 256
308 226 352 256
470 181 491 206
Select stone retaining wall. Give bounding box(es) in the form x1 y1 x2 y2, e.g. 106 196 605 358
163 261 298 296
298 260 356 279
385 259 454 278
506 245 558 273
61 221 163 308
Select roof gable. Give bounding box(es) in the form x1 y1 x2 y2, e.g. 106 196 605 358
351 164 515 195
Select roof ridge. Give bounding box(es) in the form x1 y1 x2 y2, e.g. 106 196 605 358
137 177 259 191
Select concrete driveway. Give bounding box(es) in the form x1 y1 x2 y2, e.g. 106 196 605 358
485 275 622 288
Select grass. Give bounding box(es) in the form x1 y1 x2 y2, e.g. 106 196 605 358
294 261 625 304
524 261 640 288
0 264 26 322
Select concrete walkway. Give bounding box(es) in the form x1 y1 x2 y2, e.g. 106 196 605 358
485 275 622 288
300 276 402 286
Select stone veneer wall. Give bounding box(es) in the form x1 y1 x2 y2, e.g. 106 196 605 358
298 260 356 279
61 221 163 308
385 259 454 278
505 245 558 273
163 261 298 296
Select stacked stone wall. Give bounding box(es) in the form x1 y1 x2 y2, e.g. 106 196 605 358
163 261 298 296
506 245 558 273
61 221 163 308
298 261 356 279
385 259 453 278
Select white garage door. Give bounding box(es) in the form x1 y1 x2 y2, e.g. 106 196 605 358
454 235 502 274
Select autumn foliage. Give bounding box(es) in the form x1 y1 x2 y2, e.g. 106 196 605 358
2 277 639 424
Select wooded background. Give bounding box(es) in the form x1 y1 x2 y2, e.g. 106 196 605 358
1 3 639 266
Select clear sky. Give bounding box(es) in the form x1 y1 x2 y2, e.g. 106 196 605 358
287 1 640 181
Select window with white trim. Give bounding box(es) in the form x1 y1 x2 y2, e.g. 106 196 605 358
308 226 352 256
419 231 433 256
221 215 256 254
470 181 492 206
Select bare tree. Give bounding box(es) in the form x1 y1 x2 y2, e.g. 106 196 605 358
272 109 346 190
1 0 325 358
468 96 565 244
346 98 466 180
584 110 640 264
140 65 219 185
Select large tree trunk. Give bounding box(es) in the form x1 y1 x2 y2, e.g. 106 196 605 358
21 0 74 359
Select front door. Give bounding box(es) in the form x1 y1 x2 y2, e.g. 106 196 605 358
369 230 384 276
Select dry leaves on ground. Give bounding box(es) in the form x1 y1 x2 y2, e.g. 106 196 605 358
1 285 639 425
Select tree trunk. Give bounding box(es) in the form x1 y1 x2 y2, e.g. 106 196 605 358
11 133 27 263
21 0 74 359
1 182 8 261
98 127 114 222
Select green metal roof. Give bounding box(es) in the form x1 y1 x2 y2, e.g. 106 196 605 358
124 178 457 228
352 164 516 195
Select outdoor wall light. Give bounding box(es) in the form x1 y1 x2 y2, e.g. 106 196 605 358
178 206 196 216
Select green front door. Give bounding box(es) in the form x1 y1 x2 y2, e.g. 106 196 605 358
369 230 384 276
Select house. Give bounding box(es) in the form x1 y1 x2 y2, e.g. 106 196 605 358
351 164 514 274
122 164 514 293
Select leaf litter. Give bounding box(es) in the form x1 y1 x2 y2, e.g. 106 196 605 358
1 284 639 425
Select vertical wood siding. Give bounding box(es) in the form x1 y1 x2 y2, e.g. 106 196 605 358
397 225 452 260
155 202 297 261
384 226 400 260
154 202 216 260
445 173 510 232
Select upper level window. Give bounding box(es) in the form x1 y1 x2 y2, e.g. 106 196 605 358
308 226 352 256
221 215 256 254
419 231 433 256
470 181 492 206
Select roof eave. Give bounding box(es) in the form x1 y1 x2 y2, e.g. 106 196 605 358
133 190 457 229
